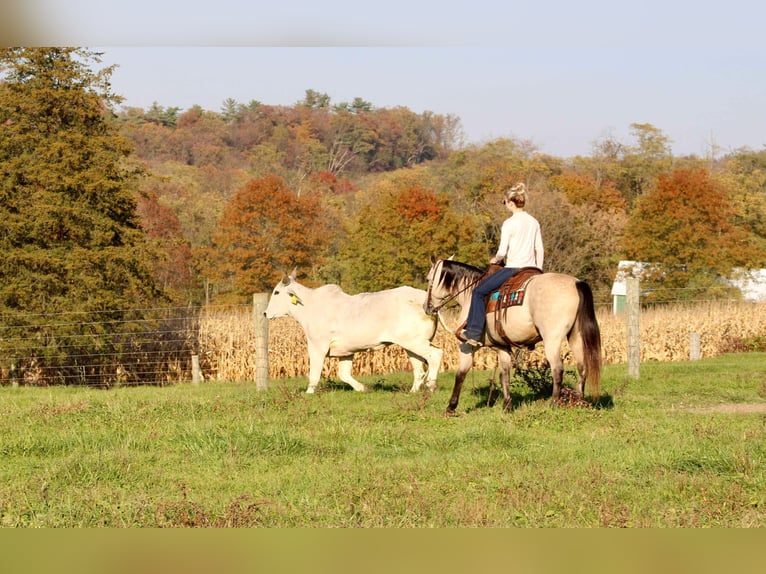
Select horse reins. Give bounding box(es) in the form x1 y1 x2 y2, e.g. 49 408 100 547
425 260 489 315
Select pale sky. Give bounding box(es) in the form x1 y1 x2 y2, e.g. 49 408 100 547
4 0 766 158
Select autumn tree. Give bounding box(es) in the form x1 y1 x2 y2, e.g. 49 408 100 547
0 47 163 382
538 173 627 291
135 191 194 303
207 174 332 300
548 171 627 212
721 148 766 249
588 123 675 206
623 167 761 300
333 173 483 292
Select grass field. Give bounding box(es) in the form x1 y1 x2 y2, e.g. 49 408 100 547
1 353 764 527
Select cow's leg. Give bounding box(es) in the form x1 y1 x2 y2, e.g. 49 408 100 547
404 343 443 392
406 353 427 392
446 345 475 416
306 346 327 394
424 345 443 391
337 356 367 392
496 349 514 412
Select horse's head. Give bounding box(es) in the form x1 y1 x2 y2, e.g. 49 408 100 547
424 257 445 315
424 256 485 315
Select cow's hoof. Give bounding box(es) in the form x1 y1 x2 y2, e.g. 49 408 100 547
306 387 316 394
426 380 437 392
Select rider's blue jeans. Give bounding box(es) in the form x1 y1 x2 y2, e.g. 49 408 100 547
462 267 521 339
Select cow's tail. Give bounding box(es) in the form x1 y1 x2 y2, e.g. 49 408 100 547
575 280 601 398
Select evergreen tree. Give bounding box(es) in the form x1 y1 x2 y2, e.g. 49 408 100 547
0 47 163 384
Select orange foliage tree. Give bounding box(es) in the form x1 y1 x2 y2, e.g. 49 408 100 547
548 171 627 211
335 183 481 292
207 174 331 300
623 167 761 299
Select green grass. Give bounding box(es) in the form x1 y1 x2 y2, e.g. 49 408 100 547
1 353 764 527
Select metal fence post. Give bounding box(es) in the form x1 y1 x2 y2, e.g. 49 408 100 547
253 293 270 390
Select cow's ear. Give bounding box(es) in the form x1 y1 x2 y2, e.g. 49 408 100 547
430 254 437 265
280 273 291 286
289 267 298 281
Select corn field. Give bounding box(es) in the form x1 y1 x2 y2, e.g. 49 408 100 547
200 301 766 383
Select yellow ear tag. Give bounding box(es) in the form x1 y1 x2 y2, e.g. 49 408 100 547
290 293 299 305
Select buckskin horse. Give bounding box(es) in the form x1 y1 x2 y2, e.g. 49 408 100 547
424 257 601 415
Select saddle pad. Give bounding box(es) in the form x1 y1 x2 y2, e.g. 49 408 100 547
486 267 541 313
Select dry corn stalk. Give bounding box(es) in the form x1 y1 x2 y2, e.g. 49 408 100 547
197 302 766 382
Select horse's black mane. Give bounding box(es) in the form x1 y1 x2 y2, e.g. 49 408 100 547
438 259 484 291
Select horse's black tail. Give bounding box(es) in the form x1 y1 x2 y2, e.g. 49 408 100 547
575 280 601 398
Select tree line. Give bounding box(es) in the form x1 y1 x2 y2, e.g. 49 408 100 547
1 47 764 383
123 98 765 303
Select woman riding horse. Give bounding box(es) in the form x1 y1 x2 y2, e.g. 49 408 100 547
461 183 544 347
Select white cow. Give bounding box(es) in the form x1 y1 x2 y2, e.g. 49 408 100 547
264 270 443 393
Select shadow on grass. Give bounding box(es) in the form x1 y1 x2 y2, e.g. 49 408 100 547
319 377 405 393
468 366 615 412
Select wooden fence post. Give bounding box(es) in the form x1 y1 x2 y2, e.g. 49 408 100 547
253 293 269 390
626 277 640 378
191 354 201 385
690 332 701 360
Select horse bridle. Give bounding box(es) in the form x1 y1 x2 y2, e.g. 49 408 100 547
424 259 486 315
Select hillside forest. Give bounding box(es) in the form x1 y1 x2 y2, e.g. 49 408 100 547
125 75 766 305
1 48 765 333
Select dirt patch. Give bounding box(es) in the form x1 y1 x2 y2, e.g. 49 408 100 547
687 403 766 414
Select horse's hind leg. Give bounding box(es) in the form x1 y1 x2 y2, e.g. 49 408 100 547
496 349 514 412
544 339 565 405
567 331 586 398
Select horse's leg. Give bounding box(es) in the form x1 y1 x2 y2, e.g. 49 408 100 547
406 352 427 392
496 349 514 412
446 344 475 416
567 330 586 398
544 337 565 406
337 356 367 392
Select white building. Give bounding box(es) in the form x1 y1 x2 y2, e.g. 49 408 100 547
610 261 766 313
727 268 766 302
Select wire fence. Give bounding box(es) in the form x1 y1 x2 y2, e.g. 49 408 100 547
0 305 212 387
1 287 764 388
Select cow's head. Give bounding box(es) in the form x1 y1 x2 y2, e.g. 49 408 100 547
264 268 303 319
